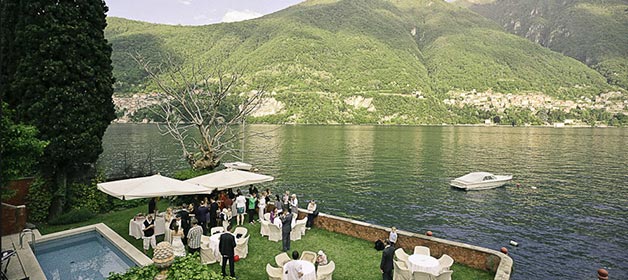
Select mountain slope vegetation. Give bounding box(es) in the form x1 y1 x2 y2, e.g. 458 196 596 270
106 0 625 125
466 0 628 89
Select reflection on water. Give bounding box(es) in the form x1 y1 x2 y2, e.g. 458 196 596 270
99 124 628 279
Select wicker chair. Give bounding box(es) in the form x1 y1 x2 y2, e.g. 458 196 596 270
434 270 453 280
413 246 430 256
268 223 282 242
260 219 270 237
296 217 308 235
437 254 454 272
266 263 282 280
412 270 435 280
393 260 411 280
235 235 249 259
275 252 291 267
394 248 409 263
200 243 216 264
210 226 225 235
291 223 305 241
300 250 317 264
233 226 248 238
316 260 335 280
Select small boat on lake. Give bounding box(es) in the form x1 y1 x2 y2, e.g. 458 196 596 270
450 172 512 191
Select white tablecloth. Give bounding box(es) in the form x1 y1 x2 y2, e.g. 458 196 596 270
283 260 316 280
207 232 235 261
407 254 440 275
128 216 166 239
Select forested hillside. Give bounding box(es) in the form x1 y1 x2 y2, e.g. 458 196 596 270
466 0 628 90
106 0 627 126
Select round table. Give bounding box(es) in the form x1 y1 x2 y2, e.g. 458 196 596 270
208 232 235 261
128 216 165 239
283 260 316 280
406 254 440 275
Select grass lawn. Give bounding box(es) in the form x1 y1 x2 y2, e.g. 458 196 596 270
38 201 494 280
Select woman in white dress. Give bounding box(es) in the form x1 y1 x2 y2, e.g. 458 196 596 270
163 208 174 244
258 191 267 222
171 224 186 257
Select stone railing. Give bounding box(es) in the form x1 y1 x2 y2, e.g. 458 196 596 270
298 209 513 280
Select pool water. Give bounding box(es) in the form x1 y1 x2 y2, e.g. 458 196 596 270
33 231 136 280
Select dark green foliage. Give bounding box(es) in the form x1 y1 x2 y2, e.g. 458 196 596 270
0 103 47 198
173 169 210 180
25 177 53 222
107 254 234 280
48 208 94 225
67 173 109 214
107 265 158 280
5 0 116 215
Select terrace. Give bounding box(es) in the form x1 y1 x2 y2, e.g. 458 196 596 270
5 200 509 279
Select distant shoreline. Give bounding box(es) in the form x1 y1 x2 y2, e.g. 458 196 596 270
110 121 624 128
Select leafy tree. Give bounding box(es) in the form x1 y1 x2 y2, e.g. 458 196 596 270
0 103 47 199
5 0 115 217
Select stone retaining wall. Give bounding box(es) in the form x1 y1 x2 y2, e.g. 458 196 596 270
299 210 513 280
2 203 27 235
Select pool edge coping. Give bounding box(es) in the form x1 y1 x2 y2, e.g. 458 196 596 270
18 223 152 279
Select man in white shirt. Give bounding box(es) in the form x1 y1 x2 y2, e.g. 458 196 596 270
284 251 303 280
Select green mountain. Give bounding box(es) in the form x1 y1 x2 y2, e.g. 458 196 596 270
106 0 626 125
466 0 628 89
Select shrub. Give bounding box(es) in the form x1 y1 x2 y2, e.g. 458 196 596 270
107 264 159 280
107 254 234 280
173 169 209 180
25 177 52 222
48 208 94 225
67 172 109 213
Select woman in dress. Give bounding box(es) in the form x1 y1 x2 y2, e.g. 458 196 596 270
171 224 186 257
164 208 174 244
258 191 267 222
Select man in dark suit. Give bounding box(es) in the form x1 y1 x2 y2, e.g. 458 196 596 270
209 197 219 229
195 201 209 234
380 239 395 280
280 208 293 252
176 205 191 245
219 232 237 277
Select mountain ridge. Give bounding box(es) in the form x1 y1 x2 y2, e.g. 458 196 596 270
465 0 628 89
105 0 627 125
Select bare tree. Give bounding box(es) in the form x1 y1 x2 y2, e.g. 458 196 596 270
135 55 266 170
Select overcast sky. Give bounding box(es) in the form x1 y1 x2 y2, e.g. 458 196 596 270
104 0 305 26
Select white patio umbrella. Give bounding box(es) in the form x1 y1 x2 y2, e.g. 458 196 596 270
97 174 214 200
185 168 274 191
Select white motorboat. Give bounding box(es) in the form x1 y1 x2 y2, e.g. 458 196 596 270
450 172 513 191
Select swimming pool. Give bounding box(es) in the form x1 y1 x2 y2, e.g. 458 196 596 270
33 231 136 280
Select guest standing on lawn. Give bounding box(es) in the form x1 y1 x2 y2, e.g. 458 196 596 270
247 191 257 224
306 200 317 229
380 239 395 280
258 191 267 222
281 208 293 252
142 214 156 255
219 231 237 278
209 197 219 229
187 218 203 254
235 190 246 226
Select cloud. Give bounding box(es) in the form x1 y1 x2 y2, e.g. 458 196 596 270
178 0 191 5
221 9 263 23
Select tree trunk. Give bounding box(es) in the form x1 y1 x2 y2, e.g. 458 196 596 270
48 171 67 220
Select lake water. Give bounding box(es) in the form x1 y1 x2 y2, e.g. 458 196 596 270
98 124 628 279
